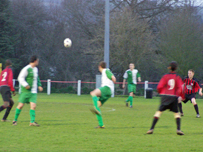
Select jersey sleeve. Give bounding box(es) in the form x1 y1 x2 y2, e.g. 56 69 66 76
157 75 167 93
18 68 29 87
137 72 141 78
176 76 184 96
37 76 42 87
194 81 200 93
106 69 113 80
8 69 15 91
123 71 128 79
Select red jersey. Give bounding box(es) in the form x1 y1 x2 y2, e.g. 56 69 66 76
0 67 15 91
157 72 183 96
183 77 200 94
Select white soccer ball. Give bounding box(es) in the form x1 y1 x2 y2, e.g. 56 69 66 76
64 38 72 48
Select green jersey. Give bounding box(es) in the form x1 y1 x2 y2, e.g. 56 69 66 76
123 69 140 84
101 68 114 94
18 65 42 93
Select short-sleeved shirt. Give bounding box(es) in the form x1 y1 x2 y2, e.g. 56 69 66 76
157 72 183 97
183 77 200 95
123 69 140 84
101 68 114 94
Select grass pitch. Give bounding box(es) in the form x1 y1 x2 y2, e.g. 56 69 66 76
0 94 203 151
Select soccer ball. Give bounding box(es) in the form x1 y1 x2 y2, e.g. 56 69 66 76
64 38 72 48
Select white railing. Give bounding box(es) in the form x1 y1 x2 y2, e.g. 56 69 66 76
13 79 158 97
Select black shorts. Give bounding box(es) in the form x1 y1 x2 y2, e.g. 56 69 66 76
0 86 12 102
182 94 195 103
158 95 178 113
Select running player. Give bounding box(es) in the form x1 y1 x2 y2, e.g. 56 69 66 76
147 61 184 135
178 69 202 117
0 60 15 121
90 61 116 128
122 63 141 108
13 55 43 126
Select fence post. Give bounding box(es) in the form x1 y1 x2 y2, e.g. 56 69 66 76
144 81 148 98
77 80 81 96
47 79 51 95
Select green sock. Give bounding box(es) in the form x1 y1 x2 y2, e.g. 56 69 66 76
92 96 104 126
96 114 104 127
30 109 36 123
129 96 133 106
126 96 131 102
14 108 21 121
92 96 100 112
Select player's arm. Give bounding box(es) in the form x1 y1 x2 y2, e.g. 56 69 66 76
137 72 141 82
37 76 43 92
18 68 29 89
157 76 166 93
196 80 202 96
123 71 127 88
106 69 116 83
8 69 16 95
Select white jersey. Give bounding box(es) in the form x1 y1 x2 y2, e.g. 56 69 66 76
101 68 114 94
123 69 139 84
18 65 40 93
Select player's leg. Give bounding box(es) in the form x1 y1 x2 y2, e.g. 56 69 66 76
13 102 24 125
129 92 134 108
90 89 104 127
0 87 11 112
0 101 9 112
29 94 39 126
125 84 134 107
13 93 29 125
178 97 184 116
2 98 14 121
29 102 39 126
90 89 102 114
95 100 105 128
147 111 162 134
174 113 184 135
191 98 200 117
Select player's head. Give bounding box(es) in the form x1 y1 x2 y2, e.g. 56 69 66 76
30 55 39 66
188 69 194 78
98 61 106 72
169 61 177 71
5 59 12 67
129 63 135 70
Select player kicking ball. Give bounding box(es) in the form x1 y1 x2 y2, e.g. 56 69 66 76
122 63 141 108
178 69 202 118
147 61 184 135
13 55 43 126
90 61 116 128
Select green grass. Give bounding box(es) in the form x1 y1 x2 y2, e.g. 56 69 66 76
0 94 203 152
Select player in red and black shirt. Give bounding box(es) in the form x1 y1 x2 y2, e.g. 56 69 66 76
178 69 202 118
0 60 16 121
147 61 184 135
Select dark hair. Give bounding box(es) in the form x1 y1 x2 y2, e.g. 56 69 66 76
169 61 177 71
188 69 195 73
30 55 38 63
99 61 106 68
5 59 12 66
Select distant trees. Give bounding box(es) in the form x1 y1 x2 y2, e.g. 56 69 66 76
0 0 202 82
0 0 15 64
157 4 203 78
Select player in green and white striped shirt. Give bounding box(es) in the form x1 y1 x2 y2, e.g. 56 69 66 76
90 61 116 128
123 63 141 108
13 55 43 126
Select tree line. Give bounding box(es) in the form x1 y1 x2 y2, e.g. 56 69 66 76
0 0 203 85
